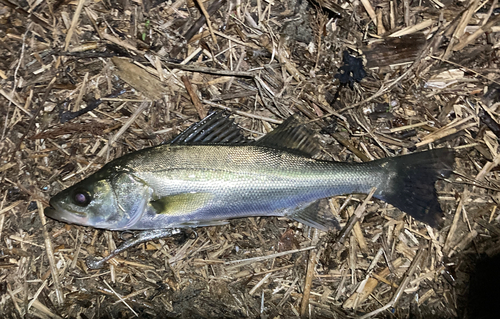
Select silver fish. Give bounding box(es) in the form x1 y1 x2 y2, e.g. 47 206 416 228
46 112 454 232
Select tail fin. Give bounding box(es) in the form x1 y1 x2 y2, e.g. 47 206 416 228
376 148 455 227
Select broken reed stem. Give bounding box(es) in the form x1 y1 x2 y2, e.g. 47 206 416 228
181 75 207 119
37 201 64 305
183 0 226 42
442 3 474 59
7 288 23 318
260 35 306 82
104 279 138 317
336 187 377 245
64 0 85 50
300 229 320 317
0 200 22 216
97 101 150 158
348 205 369 254
104 33 143 55
202 100 282 124
443 189 468 256
249 272 273 295
430 56 500 86
360 0 377 26
415 113 475 147
451 0 481 51
0 88 30 116
112 287 152 305
163 61 254 77
389 19 433 37
476 151 500 181
453 14 500 51
225 246 316 268
26 279 47 312
332 132 370 162
194 0 217 45
359 244 426 319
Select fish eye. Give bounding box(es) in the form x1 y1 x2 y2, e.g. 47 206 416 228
72 189 92 207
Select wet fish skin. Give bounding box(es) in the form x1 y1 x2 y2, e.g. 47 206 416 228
46 143 454 230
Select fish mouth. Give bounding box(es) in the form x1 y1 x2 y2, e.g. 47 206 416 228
45 202 89 226
44 206 58 219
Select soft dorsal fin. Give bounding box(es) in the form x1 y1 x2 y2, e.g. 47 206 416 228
253 114 320 157
170 111 247 145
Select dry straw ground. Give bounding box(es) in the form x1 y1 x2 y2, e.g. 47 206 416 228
0 0 499 317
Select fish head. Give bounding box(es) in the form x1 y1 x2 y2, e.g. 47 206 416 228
46 173 120 228
47 168 154 230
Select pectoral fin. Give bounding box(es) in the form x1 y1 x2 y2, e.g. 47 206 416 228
150 193 213 216
177 220 229 227
287 199 340 231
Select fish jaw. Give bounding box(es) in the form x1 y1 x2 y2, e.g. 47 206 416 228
45 199 90 226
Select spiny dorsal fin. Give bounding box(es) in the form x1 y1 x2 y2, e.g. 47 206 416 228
170 111 247 145
254 114 321 157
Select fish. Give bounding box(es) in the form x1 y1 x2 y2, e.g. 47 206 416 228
46 111 454 232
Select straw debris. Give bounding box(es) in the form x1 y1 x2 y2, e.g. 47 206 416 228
0 0 499 317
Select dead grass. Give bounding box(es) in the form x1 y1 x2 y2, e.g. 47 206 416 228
0 0 499 317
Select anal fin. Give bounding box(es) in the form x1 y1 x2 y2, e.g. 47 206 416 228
286 199 340 231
